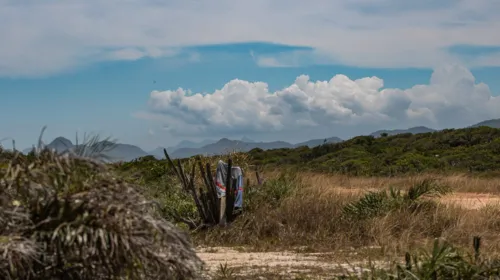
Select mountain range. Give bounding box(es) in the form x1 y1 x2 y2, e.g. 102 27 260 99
17 118 500 162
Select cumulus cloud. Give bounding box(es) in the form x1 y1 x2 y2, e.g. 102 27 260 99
138 65 500 137
1 0 500 76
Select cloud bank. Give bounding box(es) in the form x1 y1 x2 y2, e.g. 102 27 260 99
139 65 500 138
1 0 500 76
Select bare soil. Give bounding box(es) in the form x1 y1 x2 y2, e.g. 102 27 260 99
197 246 382 279
438 192 500 209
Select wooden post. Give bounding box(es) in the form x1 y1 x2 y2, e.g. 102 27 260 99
219 196 227 226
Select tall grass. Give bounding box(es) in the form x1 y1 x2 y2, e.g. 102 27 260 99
191 171 500 258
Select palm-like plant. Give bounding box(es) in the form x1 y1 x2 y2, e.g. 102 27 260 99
342 179 450 220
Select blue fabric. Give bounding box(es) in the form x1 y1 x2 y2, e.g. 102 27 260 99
215 160 244 208
234 173 243 208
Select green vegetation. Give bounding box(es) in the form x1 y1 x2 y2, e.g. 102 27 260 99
341 238 500 279
249 126 500 175
342 178 450 221
3 125 500 279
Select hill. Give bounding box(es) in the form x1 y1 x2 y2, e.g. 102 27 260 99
471 118 500 129
370 126 436 137
148 139 216 159
249 126 500 175
294 136 343 148
23 137 149 162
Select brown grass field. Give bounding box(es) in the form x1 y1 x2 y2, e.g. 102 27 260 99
198 172 500 279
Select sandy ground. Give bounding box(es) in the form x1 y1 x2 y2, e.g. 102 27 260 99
438 192 500 209
197 246 380 279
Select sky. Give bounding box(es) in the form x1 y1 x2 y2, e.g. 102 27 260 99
1 0 500 151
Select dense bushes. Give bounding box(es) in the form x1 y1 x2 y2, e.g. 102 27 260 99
249 126 500 176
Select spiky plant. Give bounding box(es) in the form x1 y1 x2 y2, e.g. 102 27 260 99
70 131 118 162
340 238 500 279
342 178 450 220
31 126 119 163
0 143 203 279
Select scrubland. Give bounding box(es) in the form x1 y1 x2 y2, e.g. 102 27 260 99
3 126 500 279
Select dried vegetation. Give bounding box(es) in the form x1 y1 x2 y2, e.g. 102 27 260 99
0 144 202 280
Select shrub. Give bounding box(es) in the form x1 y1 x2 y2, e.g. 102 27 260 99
341 238 500 279
342 178 450 221
0 148 202 280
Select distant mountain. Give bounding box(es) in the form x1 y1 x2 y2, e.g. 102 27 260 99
148 147 168 159
370 126 436 137
294 136 343 148
22 137 148 162
167 136 347 159
471 119 500 129
47 137 73 153
241 136 255 143
100 143 149 162
148 139 215 159
170 138 294 159
170 139 215 150
21 137 74 154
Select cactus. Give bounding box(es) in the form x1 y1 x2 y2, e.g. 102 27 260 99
163 149 238 229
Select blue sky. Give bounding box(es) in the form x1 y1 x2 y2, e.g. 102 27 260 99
1 0 500 151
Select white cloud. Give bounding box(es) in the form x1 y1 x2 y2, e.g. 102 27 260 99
1 0 500 76
138 64 500 138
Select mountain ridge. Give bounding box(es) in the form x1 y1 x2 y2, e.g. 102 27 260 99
17 118 500 161
470 118 500 129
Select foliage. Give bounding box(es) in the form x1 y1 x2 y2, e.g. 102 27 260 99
115 150 255 229
342 179 450 220
0 148 202 279
213 262 237 279
249 126 500 176
340 238 500 279
244 171 301 210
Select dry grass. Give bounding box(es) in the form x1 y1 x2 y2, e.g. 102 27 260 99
287 172 500 210
0 149 203 280
192 171 500 278
296 172 500 194
196 171 500 258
